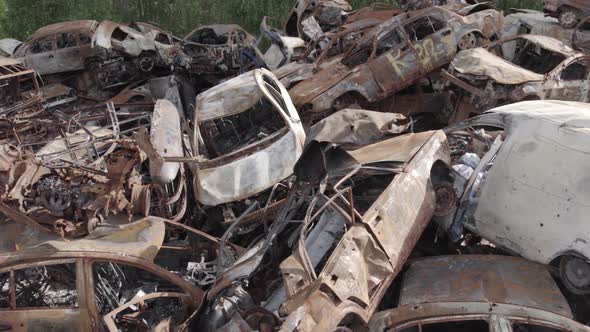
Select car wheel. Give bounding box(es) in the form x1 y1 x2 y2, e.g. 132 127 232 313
458 32 478 50
559 9 579 28
433 182 457 217
138 54 156 73
560 255 590 294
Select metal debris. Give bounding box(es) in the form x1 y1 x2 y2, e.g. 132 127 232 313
0 3 588 331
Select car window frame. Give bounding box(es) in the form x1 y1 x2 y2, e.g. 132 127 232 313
0 258 80 310
87 257 197 331
556 56 590 81
371 26 408 59
29 34 56 55
402 15 448 44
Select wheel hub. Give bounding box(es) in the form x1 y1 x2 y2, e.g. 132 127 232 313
434 183 457 217
564 256 590 289
459 33 477 50
561 12 578 27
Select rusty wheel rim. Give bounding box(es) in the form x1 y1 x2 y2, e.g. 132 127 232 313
458 33 477 50
434 183 457 217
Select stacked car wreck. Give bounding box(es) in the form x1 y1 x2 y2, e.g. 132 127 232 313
0 0 589 331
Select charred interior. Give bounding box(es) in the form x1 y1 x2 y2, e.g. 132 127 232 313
501 39 566 75
200 101 285 158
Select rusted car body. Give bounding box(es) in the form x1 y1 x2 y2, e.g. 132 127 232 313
89 21 189 89
544 0 590 28
443 34 590 113
200 128 452 331
0 217 205 331
0 97 187 238
369 255 590 331
438 100 590 295
274 17 390 89
12 20 101 76
289 6 504 120
183 24 260 79
285 0 352 41
92 21 188 73
502 9 590 49
168 69 306 228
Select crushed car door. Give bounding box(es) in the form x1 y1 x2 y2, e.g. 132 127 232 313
0 260 90 331
89 260 196 331
25 34 56 75
367 27 419 94
403 15 455 75
547 58 590 103
54 32 85 72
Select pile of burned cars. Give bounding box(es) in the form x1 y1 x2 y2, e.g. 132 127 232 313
0 0 590 331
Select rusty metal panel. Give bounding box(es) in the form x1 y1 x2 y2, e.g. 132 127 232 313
400 255 574 318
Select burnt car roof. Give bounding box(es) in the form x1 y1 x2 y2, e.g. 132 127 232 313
400 255 573 318
31 20 98 40
484 99 590 122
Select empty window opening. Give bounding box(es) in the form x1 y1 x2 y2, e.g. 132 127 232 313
404 16 445 42
199 82 287 159
112 28 129 42
31 36 53 54
376 29 404 56
56 33 77 49
0 273 8 309
14 263 78 308
188 28 228 45
561 61 589 81
92 261 183 316
155 33 171 45
503 39 567 75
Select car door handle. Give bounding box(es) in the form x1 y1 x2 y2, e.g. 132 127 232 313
441 30 451 36
48 54 54 59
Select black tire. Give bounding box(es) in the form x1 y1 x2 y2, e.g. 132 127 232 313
560 255 590 295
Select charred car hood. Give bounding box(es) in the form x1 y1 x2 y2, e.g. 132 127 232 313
289 62 351 106
274 61 316 88
451 48 545 85
0 38 22 56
